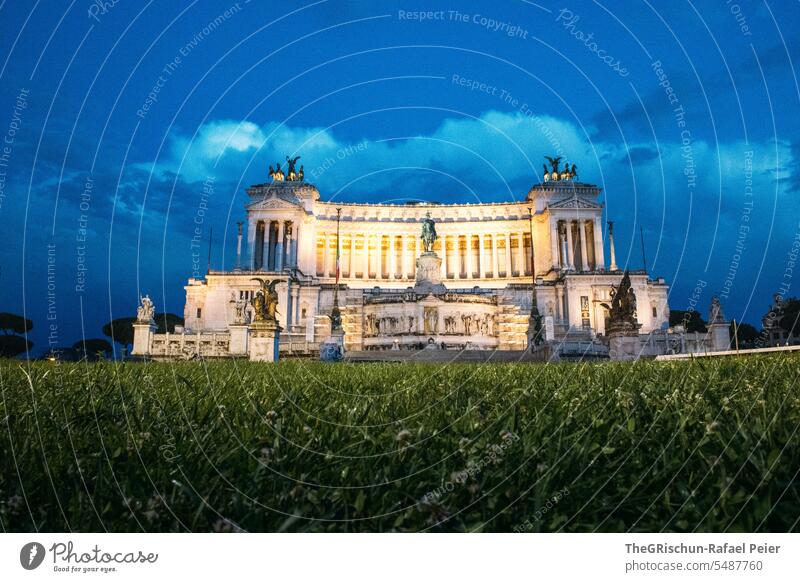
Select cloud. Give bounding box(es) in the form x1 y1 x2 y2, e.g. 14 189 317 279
144 111 796 215
146 111 609 201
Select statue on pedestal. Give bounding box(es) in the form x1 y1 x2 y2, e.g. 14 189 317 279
709 296 725 324
420 212 438 253
329 303 342 331
269 163 285 181
233 299 248 324
545 155 562 177
286 155 301 181
250 278 280 323
137 295 155 323
601 271 639 330
269 156 306 183
543 155 577 182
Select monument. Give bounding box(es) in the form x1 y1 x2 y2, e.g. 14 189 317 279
132 295 157 356
601 271 641 361
174 154 672 355
131 154 747 361
707 296 731 351
248 278 282 362
414 212 445 294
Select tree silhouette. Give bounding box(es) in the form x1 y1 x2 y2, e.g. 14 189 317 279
102 317 136 351
669 310 707 333
0 312 33 358
72 338 113 360
154 312 184 334
0 312 33 335
730 321 759 349
102 313 184 356
778 298 800 338
0 335 32 358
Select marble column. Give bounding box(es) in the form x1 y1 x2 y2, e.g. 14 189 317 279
322 232 331 277
551 218 560 269
560 229 569 272
285 280 293 327
275 221 285 272
268 221 278 270
462 236 468 278
346 234 353 278
377 235 384 279
565 221 574 270
467 234 475 279
294 285 301 325
411 235 417 279
291 221 299 268
504 233 511 277
362 235 369 280
390 235 397 279
292 285 300 325
491 234 499 278
400 236 408 279
372 234 379 279
400 236 406 279
478 234 486 278
440 235 448 279
593 216 604 269
253 221 269 271
411 235 417 278
579 220 589 271
264 226 272 270
453 234 464 279
253 221 263 270
284 224 292 270
516 232 525 276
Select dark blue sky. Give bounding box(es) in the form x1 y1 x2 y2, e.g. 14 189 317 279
1 0 799 353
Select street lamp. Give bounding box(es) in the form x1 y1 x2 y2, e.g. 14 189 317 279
528 206 542 346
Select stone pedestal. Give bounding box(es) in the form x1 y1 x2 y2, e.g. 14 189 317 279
320 329 345 362
416 252 442 284
709 322 731 351
228 324 249 356
249 321 282 362
132 322 156 356
414 252 446 294
606 322 642 361
543 316 555 341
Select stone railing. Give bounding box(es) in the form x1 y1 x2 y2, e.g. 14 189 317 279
637 328 727 358
132 322 252 360
149 331 232 359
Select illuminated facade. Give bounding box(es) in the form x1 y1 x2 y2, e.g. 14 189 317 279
173 164 672 355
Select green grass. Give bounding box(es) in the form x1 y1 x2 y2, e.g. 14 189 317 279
1 356 799 532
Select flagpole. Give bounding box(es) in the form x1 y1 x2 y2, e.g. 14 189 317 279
330 208 342 332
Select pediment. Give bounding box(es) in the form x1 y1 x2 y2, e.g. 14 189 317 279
247 195 302 210
548 194 602 210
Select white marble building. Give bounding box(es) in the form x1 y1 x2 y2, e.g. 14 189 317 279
170 163 672 356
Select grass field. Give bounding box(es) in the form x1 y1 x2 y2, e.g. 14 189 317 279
1 355 799 532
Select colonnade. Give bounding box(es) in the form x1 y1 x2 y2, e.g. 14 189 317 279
250 217 604 276
551 218 603 272
315 231 532 280
253 219 297 271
